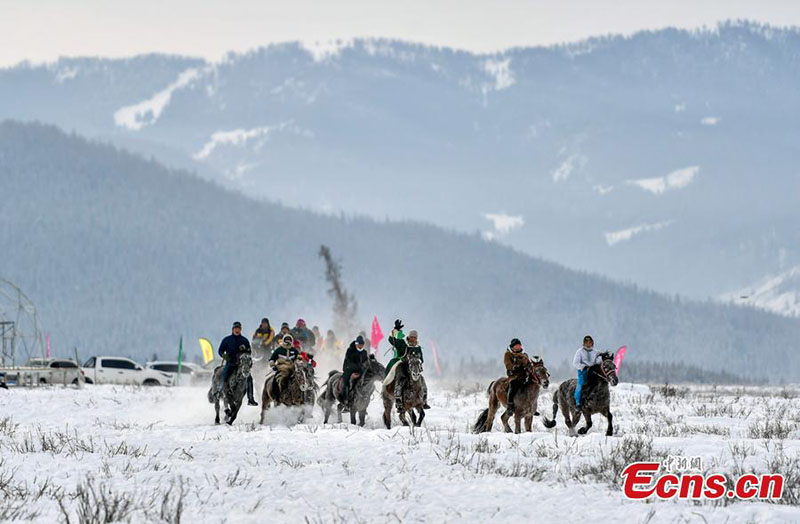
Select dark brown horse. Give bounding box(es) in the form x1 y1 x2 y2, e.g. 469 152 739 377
543 351 619 436
473 357 550 433
382 353 425 429
259 359 315 424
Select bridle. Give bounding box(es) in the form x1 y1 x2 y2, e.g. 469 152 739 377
529 360 549 386
591 357 617 384
295 360 313 392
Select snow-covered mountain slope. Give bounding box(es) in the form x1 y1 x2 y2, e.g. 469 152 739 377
722 265 800 318
3 121 800 380
2 22 799 299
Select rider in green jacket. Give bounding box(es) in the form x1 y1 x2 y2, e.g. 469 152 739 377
386 319 430 411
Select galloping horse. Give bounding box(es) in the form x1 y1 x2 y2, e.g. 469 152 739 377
208 353 253 425
382 353 425 429
260 358 316 424
543 351 619 436
318 356 386 425
473 357 550 433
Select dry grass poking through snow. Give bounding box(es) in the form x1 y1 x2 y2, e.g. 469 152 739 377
0 383 799 522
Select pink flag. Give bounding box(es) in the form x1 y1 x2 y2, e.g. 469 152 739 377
429 340 443 377
46 334 51 358
370 316 384 354
614 346 627 374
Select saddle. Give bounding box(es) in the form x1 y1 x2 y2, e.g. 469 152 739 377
336 372 361 402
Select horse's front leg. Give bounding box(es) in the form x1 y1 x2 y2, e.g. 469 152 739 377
214 398 220 425
337 403 344 423
603 407 613 436
514 413 522 434
382 393 392 429
416 407 425 426
525 415 533 432
577 410 593 435
359 410 366 427
560 397 577 436
500 409 513 433
350 406 357 425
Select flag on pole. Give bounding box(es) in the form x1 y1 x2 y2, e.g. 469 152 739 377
46 334 51 359
370 316 384 354
199 338 214 365
429 340 443 377
177 336 184 386
614 345 627 374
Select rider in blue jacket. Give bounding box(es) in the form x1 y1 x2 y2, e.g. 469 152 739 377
217 321 258 406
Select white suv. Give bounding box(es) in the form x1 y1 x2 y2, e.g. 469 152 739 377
81 356 173 386
146 361 213 386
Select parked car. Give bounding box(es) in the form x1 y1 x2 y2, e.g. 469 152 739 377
23 358 83 385
81 356 173 386
146 361 213 386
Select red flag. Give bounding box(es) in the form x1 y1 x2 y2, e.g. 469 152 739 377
370 316 384 354
46 334 51 358
614 346 627 374
429 340 443 377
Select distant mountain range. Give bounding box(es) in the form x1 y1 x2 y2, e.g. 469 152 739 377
2 22 799 307
2 121 799 382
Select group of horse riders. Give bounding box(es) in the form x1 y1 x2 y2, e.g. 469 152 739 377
214 317 431 413
216 314 609 424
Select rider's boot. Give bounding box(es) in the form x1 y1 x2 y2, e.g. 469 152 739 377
246 375 258 406
507 381 517 412
271 376 281 401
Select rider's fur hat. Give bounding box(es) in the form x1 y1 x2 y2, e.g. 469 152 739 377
282 334 294 344
407 330 418 338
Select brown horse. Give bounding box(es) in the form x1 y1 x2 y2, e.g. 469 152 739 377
259 359 315 424
382 353 426 429
473 357 550 433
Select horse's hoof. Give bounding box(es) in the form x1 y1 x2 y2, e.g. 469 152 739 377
578 427 587 435
534 411 540 416
606 430 613 436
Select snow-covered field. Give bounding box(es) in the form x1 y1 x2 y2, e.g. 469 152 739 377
1 381 799 523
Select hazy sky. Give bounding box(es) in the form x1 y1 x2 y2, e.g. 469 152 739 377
2 0 800 67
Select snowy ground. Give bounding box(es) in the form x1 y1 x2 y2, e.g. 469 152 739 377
1 380 799 523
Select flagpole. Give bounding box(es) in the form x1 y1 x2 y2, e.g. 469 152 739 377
177 336 183 386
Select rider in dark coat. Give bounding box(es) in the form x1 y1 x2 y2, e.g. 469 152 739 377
290 319 316 349
217 321 258 406
340 335 368 403
504 338 531 412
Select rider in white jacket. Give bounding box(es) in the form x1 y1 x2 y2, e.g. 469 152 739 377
573 335 601 407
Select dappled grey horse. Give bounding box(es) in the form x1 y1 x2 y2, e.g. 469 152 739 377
319 355 386 425
382 354 425 429
208 353 253 425
543 351 619 436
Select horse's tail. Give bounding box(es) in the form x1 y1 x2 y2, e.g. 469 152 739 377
473 408 490 433
207 387 215 404
486 380 495 396
542 392 558 428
